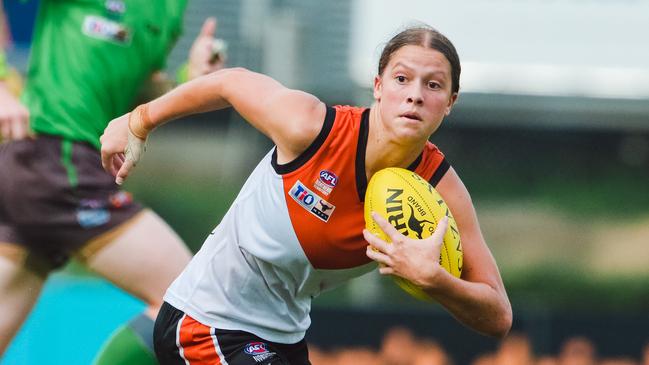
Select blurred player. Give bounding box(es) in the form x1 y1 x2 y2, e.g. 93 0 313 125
0 1 225 364
101 24 512 364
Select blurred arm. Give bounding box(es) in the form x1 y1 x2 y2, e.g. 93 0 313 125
135 71 174 103
0 5 31 141
422 167 513 338
0 4 9 81
136 17 226 102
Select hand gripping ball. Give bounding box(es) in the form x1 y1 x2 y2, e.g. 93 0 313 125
364 167 463 301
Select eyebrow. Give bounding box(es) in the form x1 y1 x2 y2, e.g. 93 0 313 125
392 62 448 78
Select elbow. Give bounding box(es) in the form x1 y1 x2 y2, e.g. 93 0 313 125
201 67 251 105
489 304 513 339
222 67 250 75
206 67 250 84
472 298 512 338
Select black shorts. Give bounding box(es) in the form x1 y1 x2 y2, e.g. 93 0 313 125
154 302 311 365
0 135 142 270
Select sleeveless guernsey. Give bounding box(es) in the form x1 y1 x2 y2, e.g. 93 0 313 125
164 105 450 343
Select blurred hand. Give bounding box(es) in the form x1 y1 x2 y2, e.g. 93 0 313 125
0 83 31 141
100 112 146 185
187 17 226 80
364 212 449 288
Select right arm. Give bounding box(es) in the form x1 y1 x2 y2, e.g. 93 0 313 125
100 68 326 183
0 6 31 142
0 72 30 142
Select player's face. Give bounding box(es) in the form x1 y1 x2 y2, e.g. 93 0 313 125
373 45 457 143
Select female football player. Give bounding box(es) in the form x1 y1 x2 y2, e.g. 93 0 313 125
101 24 512 365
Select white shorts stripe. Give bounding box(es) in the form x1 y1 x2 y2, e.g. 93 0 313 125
210 327 229 365
175 314 190 365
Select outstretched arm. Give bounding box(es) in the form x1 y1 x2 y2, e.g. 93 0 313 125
100 68 326 184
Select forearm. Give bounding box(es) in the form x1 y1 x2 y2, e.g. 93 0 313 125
424 272 512 338
136 68 239 134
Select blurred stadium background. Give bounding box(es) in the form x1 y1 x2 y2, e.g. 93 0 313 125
2 0 648 364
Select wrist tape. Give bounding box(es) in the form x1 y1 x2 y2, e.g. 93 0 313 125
128 104 155 140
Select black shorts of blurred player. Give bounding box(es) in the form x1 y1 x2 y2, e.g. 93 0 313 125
0 135 143 272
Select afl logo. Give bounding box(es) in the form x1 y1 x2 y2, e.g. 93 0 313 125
244 342 269 355
319 170 338 187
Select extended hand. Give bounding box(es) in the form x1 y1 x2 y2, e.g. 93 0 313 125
100 112 146 185
0 84 31 141
187 17 226 80
364 212 449 288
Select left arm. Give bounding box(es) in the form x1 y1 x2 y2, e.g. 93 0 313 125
137 17 226 101
425 167 512 337
136 71 174 103
365 167 512 338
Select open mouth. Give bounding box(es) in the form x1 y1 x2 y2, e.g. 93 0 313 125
400 112 422 121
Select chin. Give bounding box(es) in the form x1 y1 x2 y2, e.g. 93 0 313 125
393 128 427 145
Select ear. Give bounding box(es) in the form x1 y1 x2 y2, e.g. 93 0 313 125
445 92 458 116
373 75 382 101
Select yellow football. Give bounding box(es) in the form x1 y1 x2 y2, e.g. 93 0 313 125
364 167 463 301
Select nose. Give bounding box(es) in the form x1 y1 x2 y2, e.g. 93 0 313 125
406 85 424 106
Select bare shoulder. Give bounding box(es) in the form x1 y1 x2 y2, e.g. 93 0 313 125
434 167 479 241
219 68 327 160
435 167 473 209
271 90 327 157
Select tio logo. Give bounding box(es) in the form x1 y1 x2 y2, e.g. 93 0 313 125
292 184 315 206
289 180 336 222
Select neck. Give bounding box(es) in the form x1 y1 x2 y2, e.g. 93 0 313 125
365 104 427 178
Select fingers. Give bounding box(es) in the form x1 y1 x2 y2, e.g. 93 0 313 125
362 229 392 253
365 242 394 267
0 109 30 141
115 158 134 185
100 138 113 171
371 212 405 244
109 154 124 177
10 115 30 140
0 118 9 140
200 17 217 37
115 131 146 184
0 88 30 141
187 17 226 80
100 113 139 182
101 149 122 177
431 216 449 242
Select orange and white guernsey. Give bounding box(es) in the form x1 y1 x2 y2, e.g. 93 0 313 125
164 105 450 343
